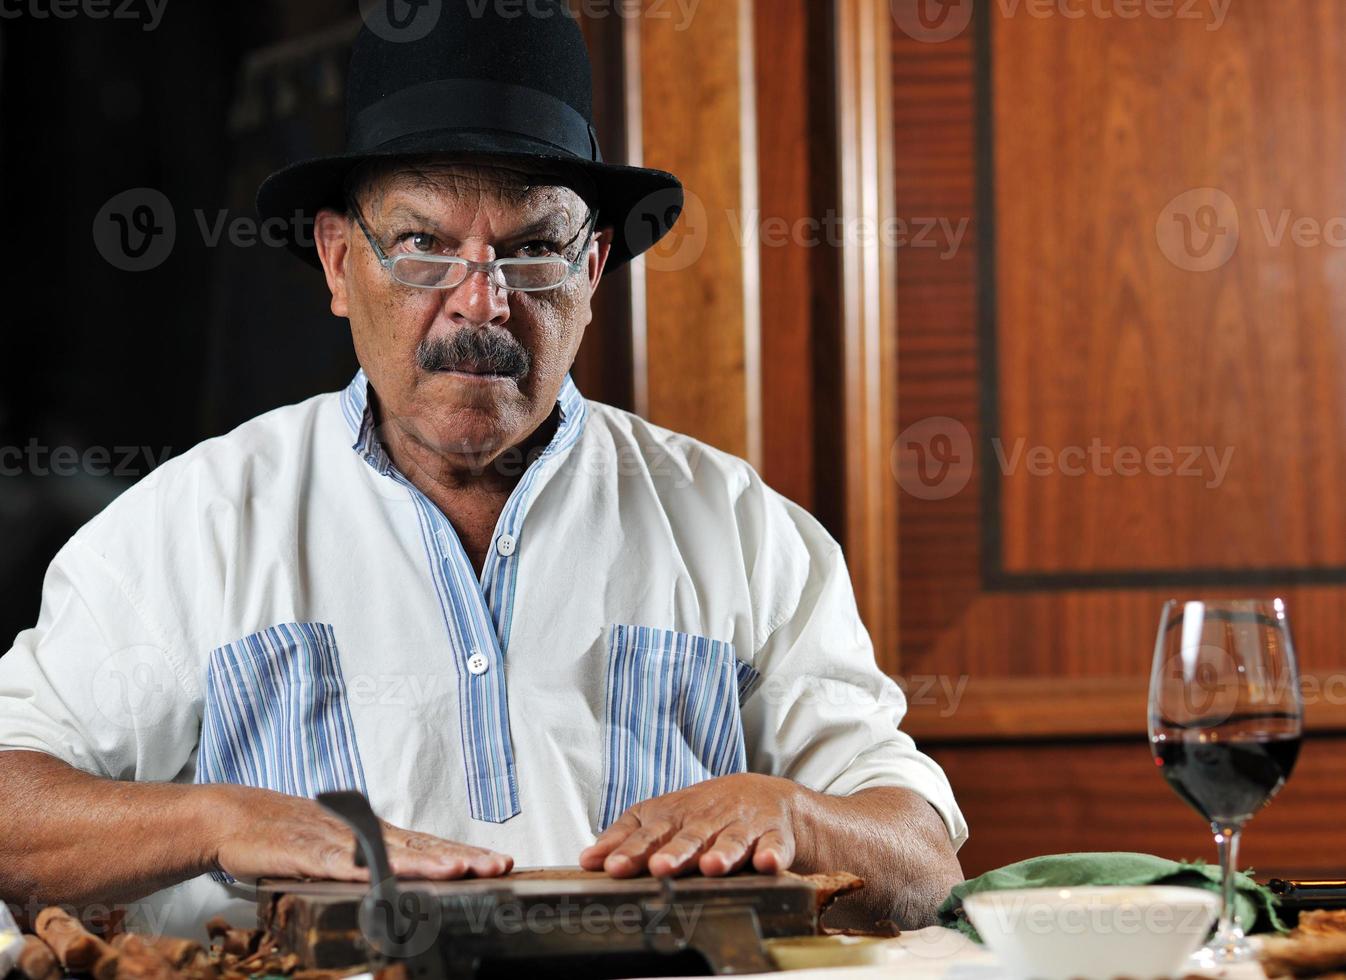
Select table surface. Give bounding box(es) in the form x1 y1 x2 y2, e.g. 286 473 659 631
626 926 1273 980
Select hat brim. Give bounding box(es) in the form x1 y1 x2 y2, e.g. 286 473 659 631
255 130 683 274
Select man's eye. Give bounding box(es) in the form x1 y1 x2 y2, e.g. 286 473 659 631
516 240 561 259
396 232 440 254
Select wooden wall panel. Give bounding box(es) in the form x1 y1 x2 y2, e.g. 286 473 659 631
574 13 636 411
636 0 762 463
755 0 823 513
891 1 1346 875
891 26 983 674
933 733 1346 880
994 3 1346 576
836 0 903 660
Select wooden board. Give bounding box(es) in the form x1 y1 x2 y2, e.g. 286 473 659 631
257 869 862 974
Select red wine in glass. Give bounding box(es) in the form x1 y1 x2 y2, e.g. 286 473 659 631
1153 724 1300 823
1149 600 1304 967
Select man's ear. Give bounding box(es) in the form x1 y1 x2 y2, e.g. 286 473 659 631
314 207 353 317
587 225 614 289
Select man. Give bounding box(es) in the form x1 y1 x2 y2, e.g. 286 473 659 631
0 1 966 940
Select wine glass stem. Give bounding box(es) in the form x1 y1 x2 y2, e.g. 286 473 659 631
1212 822 1245 947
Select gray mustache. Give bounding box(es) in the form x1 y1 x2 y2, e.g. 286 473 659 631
416 330 531 380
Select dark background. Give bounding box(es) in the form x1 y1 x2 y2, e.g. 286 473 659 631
0 3 366 645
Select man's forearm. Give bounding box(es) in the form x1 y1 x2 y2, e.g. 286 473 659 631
0 750 222 909
792 785 963 930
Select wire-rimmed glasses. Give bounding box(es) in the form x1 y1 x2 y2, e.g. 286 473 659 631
350 204 599 292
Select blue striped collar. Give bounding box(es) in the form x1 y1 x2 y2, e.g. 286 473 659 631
337 369 588 477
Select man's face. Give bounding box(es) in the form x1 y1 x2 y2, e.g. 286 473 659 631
315 160 609 468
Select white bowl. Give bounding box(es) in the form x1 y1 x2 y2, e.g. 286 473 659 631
962 885 1220 980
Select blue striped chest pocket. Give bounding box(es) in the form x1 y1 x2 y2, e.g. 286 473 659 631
196 622 368 802
598 625 762 830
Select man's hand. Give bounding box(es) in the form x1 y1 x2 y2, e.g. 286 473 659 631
212 785 513 881
579 776 963 930
579 773 802 878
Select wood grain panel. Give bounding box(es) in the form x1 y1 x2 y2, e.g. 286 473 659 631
993 2 1346 575
574 12 635 410
755 0 821 513
902 585 1346 682
836 0 902 663
904 670 1346 743
891 27 983 674
934 737 1346 880
638 0 761 462
890 2 1346 871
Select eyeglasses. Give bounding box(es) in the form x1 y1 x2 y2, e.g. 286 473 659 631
349 202 599 292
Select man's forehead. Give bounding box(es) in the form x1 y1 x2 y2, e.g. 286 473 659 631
356 157 587 220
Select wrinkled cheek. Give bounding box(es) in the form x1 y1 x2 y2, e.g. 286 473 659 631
360 288 438 359
518 288 589 360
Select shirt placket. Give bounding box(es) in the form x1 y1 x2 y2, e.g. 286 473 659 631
343 372 586 824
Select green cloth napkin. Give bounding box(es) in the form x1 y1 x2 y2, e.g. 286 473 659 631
939 852 1286 943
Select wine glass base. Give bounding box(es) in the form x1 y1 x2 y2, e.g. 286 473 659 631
1187 935 1256 967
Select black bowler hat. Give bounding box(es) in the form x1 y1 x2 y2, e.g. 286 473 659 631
256 0 683 271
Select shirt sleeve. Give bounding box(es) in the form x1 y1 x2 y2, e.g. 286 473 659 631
0 537 201 783
739 493 969 851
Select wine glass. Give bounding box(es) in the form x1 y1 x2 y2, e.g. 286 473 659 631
1148 598 1304 966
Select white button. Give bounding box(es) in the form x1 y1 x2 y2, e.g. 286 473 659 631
496 533 517 557
467 653 490 676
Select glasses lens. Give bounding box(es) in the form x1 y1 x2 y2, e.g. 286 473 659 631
392 257 467 289
499 259 570 291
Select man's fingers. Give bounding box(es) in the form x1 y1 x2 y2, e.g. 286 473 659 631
579 811 641 870
647 824 720 878
387 847 512 879
316 839 372 881
468 850 513 877
391 852 466 878
698 823 759 877
381 827 513 879
750 828 796 874
602 821 677 877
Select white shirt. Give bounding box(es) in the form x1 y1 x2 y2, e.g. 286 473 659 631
0 372 967 939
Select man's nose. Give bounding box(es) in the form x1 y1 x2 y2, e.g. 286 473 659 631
444 262 511 327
